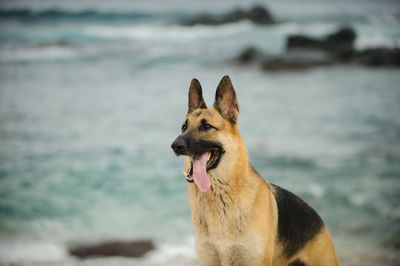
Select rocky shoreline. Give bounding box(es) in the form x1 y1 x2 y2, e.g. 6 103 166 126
177 5 400 71
235 26 400 71
180 5 274 26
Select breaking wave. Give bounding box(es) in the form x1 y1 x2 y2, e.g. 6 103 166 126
0 8 187 23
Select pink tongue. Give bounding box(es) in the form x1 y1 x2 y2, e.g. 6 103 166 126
192 153 211 192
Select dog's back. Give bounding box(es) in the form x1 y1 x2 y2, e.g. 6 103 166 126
271 184 338 265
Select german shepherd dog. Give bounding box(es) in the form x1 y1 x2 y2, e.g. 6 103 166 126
171 76 338 266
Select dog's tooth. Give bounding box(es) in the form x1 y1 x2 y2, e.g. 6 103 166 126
208 152 211 160
183 171 188 178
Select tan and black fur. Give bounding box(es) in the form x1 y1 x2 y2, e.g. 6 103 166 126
171 76 338 266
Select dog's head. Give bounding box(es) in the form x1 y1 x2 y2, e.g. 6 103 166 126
171 75 241 192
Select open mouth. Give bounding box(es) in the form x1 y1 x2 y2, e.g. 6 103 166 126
184 148 223 191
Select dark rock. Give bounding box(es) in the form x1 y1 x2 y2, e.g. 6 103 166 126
235 46 335 71
325 27 356 60
254 47 400 71
355 48 400 67
325 27 356 44
286 35 325 50
287 27 356 61
69 240 154 259
236 46 265 63
260 51 334 71
182 5 274 26
246 6 274 24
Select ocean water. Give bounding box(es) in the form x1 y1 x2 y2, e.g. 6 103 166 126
0 0 399 265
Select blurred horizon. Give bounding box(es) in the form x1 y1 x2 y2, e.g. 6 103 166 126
0 0 399 265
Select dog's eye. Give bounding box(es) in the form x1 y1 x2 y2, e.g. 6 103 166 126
181 121 188 132
199 119 216 132
199 123 212 132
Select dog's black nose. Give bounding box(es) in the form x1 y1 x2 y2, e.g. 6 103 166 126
171 137 187 155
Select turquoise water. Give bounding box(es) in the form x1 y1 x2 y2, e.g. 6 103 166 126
0 0 400 265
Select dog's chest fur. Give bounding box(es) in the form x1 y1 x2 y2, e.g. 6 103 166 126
188 173 266 265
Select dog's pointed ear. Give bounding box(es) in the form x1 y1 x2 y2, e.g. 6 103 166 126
214 75 239 123
188 78 207 114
